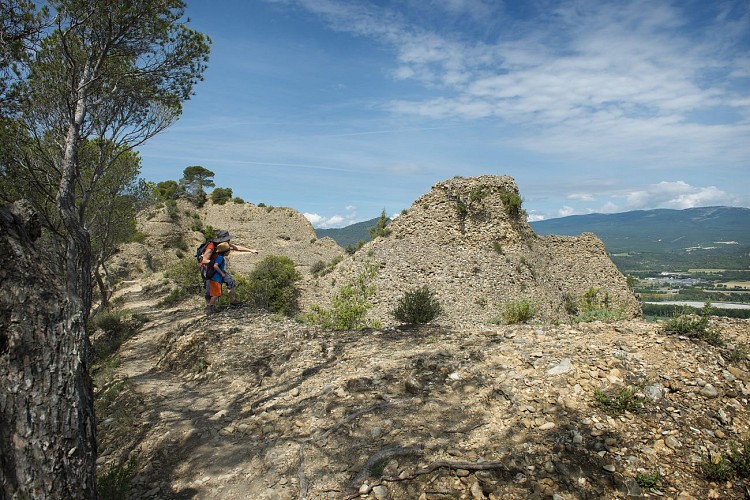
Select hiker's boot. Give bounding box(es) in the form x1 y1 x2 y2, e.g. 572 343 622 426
204 305 218 315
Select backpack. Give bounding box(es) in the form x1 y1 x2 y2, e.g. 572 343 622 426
196 240 217 280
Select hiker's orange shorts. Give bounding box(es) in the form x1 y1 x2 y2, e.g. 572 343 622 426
208 280 222 297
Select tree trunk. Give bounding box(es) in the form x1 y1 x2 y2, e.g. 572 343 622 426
58 69 94 321
0 201 98 499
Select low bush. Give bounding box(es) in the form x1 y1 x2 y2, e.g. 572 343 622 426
635 471 659 489
498 299 535 324
90 309 148 363
392 286 442 324
97 458 138 500
593 386 648 415
574 288 625 323
246 255 301 315
158 258 203 307
662 301 723 346
304 263 381 330
701 453 734 481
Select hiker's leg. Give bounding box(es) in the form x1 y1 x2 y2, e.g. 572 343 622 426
207 280 221 306
204 279 211 304
224 273 236 303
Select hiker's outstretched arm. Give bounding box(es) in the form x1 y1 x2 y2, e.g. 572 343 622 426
229 243 258 253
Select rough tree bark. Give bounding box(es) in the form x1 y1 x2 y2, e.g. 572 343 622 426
0 200 97 498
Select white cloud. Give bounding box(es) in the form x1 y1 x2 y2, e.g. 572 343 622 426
624 181 739 210
568 193 596 202
304 205 359 228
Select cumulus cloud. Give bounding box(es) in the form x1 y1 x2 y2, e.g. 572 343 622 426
304 206 359 228
624 181 739 210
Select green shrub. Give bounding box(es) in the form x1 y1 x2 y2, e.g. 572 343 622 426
158 258 202 307
312 256 344 277
593 386 647 415
90 309 148 363
729 440 750 478
498 299 535 324
97 458 137 500
345 240 365 255
729 343 749 363
498 189 523 218
701 453 734 481
368 209 391 239
574 288 625 323
310 260 326 275
392 286 443 324
246 255 301 315
492 241 503 254
662 301 723 346
635 471 659 489
211 187 233 205
129 231 147 244
232 197 245 204
305 263 381 330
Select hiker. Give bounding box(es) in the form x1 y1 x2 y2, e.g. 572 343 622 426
199 230 258 305
205 242 239 314
200 229 258 266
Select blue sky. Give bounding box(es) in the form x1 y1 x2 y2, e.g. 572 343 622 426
138 0 750 227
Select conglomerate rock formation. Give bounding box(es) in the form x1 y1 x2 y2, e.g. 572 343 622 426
299 175 640 326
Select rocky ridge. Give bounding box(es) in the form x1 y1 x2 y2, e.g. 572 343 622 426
300 176 640 326
98 288 750 499
107 198 344 279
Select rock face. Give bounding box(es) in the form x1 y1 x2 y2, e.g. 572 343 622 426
300 175 640 326
108 199 344 279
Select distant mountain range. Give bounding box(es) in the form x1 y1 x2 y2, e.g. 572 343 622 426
530 206 750 253
317 207 750 271
315 217 383 248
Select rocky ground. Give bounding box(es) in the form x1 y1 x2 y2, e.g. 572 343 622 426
94 279 750 499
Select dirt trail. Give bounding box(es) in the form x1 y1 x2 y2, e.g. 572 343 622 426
98 281 750 500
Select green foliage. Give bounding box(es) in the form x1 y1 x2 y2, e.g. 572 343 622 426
700 453 734 481
345 240 365 255
469 187 488 203
232 197 245 204
499 189 523 218
497 299 535 324
729 343 749 364
455 198 468 217
165 199 178 219
368 209 391 239
492 241 504 254
562 292 579 316
129 231 147 244
158 258 202 307
305 263 381 330
392 286 443 324
662 301 723 345
246 255 301 315
155 180 181 201
97 458 137 500
210 187 233 205
573 287 625 323
730 440 750 478
90 309 148 364
593 386 647 415
310 260 326 275
311 256 343 277
635 471 659 489
179 166 214 207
